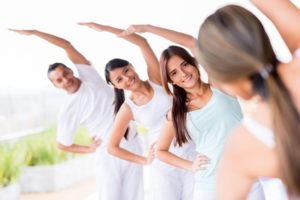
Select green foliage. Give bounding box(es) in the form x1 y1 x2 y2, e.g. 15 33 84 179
0 126 91 186
20 126 90 166
0 143 24 187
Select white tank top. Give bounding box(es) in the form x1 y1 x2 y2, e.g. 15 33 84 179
242 117 275 148
243 48 300 147
294 48 300 58
125 80 172 144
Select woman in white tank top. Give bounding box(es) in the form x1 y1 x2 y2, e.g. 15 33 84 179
79 22 196 200
196 2 300 199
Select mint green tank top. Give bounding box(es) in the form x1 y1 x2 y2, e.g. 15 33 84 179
187 88 243 192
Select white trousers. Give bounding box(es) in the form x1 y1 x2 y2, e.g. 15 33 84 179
96 136 144 200
146 146 196 200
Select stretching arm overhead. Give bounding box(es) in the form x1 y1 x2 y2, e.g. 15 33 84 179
120 24 198 55
9 29 89 65
251 0 300 53
78 22 161 84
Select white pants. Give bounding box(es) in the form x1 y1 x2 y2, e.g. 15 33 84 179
147 146 196 200
193 190 215 200
259 178 288 200
96 136 144 200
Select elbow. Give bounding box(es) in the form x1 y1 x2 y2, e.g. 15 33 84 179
62 40 73 49
189 37 198 51
155 149 166 162
57 142 68 151
107 145 118 156
139 38 149 48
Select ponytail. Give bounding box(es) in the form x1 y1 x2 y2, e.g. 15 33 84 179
266 70 300 195
105 58 131 140
112 88 129 140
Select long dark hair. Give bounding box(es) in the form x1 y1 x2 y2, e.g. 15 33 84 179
197 5 300 195
160 45 200 146
105 58 130 139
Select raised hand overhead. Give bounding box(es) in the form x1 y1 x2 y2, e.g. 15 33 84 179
79 22 161 85
9 28 89 65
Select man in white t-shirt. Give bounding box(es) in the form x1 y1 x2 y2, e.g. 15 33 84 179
10 29 143 200
10 28 112 151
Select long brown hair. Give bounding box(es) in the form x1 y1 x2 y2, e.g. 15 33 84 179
197 5 300 195
160 45 200 146
105 58 130 140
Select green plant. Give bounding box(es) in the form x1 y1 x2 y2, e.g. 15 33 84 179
0 143 24 187
20 126 90 166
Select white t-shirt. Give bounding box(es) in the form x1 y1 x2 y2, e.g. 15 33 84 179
56 64 115 146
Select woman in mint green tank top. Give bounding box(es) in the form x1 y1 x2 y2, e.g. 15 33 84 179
119 24 265 200
157 46 249 200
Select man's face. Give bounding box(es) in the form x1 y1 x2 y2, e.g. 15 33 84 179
48 65 80 94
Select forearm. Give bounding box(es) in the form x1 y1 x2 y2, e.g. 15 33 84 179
156 149 193 171
251 0 300 52
145 24 197 51
108 146 147 165
102 25 148 47
32 30 72 49
58 143 94 154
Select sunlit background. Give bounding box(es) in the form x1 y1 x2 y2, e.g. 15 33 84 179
1 0 297 136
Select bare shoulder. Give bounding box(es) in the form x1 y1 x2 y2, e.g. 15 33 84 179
223 124 278 177
114 102 134 122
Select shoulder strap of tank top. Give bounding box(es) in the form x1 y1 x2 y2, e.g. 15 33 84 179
294 48 300 58
242 117 275 148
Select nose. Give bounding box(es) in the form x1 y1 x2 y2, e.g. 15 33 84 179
123 75 131 83
62 77 70 86
179 68 188 78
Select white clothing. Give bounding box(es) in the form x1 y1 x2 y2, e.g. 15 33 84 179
294 48 300 58
125 80 172 144
56 64 115 146
55 64 144 200
126 80 196 200
243 117 275 148
192 181 264 200
97 133 143 200
243 116 289 200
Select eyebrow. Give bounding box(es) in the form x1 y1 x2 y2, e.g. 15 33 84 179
114 75 121 82
180 60 186 67
113 67 128 82
168 60 186 75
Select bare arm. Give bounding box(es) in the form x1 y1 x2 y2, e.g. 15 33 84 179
156 113 209 171
217 125 278 199
120 24 198 55
251 0 300 53
9 29 89 65
57 137 101 154
107 103 154 165
78 22 161 84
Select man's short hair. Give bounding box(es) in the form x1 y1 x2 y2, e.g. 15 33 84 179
47 63 71 79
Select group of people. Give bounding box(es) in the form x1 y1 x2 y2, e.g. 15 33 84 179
10 0 300 199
